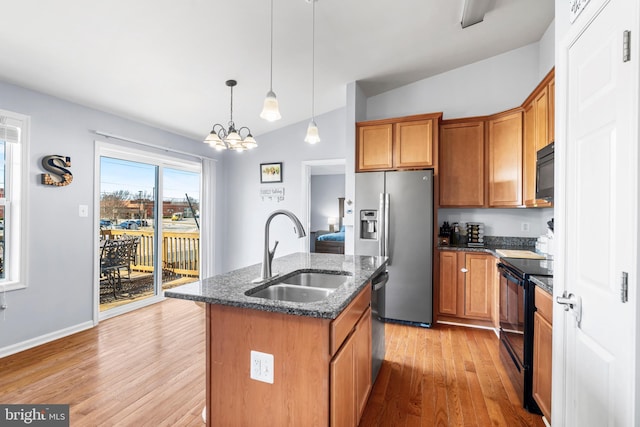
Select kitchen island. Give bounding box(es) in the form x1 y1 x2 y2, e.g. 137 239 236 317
165 252 388 427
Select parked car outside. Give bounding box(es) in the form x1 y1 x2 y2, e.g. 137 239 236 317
100 219 112 228
118 220 139 230
118 219 149 229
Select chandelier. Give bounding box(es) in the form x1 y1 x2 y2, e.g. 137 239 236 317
204 79 257 152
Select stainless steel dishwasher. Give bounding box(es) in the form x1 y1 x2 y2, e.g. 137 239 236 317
371 271 388 383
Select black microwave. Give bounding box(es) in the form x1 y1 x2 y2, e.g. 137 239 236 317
535 142 554 201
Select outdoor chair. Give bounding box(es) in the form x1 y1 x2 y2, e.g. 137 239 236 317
120 235 140 280
100 239 131 299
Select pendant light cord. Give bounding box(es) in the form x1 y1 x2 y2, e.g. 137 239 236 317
311 0 316 120
229 84 234 124
269 0 274 91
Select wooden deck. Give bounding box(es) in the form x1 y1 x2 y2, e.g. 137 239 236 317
99 271 198 311
0 299 545 426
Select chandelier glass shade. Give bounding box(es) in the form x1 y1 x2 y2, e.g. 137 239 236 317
204 79 257 152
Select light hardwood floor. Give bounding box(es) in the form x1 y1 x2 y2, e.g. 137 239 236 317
0 298 544 426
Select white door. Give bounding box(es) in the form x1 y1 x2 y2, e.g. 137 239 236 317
556 0 638 425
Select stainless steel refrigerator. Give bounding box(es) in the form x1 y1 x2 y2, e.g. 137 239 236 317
355 170 433 325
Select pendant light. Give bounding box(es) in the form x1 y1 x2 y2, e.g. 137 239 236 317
304 0 320 144
260 0 282 121
204 80 257 152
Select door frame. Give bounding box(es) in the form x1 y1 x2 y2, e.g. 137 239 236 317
301 159 346 253
94 140 202 323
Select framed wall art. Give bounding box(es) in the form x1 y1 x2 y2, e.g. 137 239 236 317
260 162 283 183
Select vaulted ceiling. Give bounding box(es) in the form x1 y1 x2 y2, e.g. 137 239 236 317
0 0 554 140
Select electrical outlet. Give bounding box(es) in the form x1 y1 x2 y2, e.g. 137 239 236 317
250 350 274 384
521 222 530 232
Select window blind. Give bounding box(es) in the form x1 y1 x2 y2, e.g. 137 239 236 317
0 116 20 143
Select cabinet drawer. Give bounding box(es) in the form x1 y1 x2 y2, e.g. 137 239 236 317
331 285 371 355
535 286 553 323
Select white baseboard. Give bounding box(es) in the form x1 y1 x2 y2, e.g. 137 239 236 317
0 320 94 358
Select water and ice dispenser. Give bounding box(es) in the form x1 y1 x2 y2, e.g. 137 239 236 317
360 210 378 240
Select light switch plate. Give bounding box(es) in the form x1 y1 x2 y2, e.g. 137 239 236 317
79 204 88 217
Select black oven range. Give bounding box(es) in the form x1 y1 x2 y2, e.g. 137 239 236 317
497 257 553 414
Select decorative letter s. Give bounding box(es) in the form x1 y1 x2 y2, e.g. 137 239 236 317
41 155 73 186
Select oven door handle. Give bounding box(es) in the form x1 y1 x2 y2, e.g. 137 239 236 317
498 264 522 286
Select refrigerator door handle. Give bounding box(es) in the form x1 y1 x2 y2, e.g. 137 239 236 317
384 193 390 264
378 193 385 257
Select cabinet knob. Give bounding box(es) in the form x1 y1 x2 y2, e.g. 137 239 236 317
460 268 468 273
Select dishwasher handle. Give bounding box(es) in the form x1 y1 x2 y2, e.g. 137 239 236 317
372 271 389 291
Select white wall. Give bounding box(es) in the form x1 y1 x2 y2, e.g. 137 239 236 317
223 107 346 272
539 20 556 79
366 43 541 121
0 80 226 353
310 174 345 231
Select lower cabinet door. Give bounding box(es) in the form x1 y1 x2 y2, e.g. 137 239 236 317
331 308 372 427
533 311 553 420
354 308 372 419
331 335 355 427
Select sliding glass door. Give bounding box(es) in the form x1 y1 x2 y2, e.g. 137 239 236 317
98 145 201 316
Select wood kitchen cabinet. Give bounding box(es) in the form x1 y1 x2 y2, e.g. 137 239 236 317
357 124 393 170
533 286 553 422
438 251 494 324
439 119 486 207
331 306 371 427
522 69 554 207
356 113 441 172
207 285 372 427
488 109 523 207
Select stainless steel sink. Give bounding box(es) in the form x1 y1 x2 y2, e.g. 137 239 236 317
279 271 351 289
248 284 334 303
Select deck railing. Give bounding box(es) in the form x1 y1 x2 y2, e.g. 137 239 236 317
100 230 200 277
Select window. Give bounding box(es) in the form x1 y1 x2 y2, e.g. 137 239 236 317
0 110 28 291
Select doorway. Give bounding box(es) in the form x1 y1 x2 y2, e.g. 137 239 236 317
97 144 201 318
301 159 346 254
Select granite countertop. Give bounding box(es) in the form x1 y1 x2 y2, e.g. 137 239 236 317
437 244 537 258
530 276 553 295
165 252 388 320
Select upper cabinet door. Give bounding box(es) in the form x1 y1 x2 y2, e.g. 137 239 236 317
439 120 485 207
534 87 549 152
357 124 393 171
488 110 523 207
393 120 434 169
548 76 555 145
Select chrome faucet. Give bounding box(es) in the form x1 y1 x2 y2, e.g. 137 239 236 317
255 210 306 283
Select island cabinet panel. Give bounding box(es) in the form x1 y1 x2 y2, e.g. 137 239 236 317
357 124 393 171
393 119 434 169
206 304 331 427
439 120 486 207
487 109 523 207
205 284 372 427
533 286 553 421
